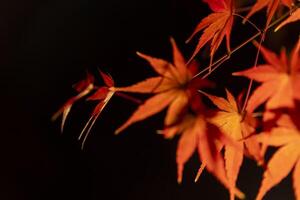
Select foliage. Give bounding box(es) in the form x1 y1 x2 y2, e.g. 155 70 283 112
53 0 300 199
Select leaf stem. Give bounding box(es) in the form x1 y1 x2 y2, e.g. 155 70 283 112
241 36 263 112
233 13 261 32
115 92 142 104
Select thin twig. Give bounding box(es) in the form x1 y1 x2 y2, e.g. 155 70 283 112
193 32 261 79
241 36 263 112
193 55 228 78
233 13 261 32
201 56 230 79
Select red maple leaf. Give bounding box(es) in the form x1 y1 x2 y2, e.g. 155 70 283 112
162 110 245 199
114 38 212 134
255 113 300 200
233 39 300 112
52 72 94 132
202 89 261 200
78 70 115 149
244 0 294 28
186 0 234 64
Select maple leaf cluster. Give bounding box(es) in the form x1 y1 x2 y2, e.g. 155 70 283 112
53 0 300 199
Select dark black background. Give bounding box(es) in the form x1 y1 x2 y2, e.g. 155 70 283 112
1 0 299 199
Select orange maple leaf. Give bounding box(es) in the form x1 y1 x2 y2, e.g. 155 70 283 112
255 113 300 200
186 0 234 64
162 112 245 199
52 72 94 132
244 0 293 28
203 89 261 200
114 38 211 134
233 39 300 112
275 8 300 31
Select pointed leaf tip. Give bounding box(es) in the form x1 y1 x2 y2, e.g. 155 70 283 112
232 71 241 76
98 70 114 87
170 36 175 44
177 177 182 184
194 163 206 182
275 8 300 32
114 130 121 135
136 51 143 57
